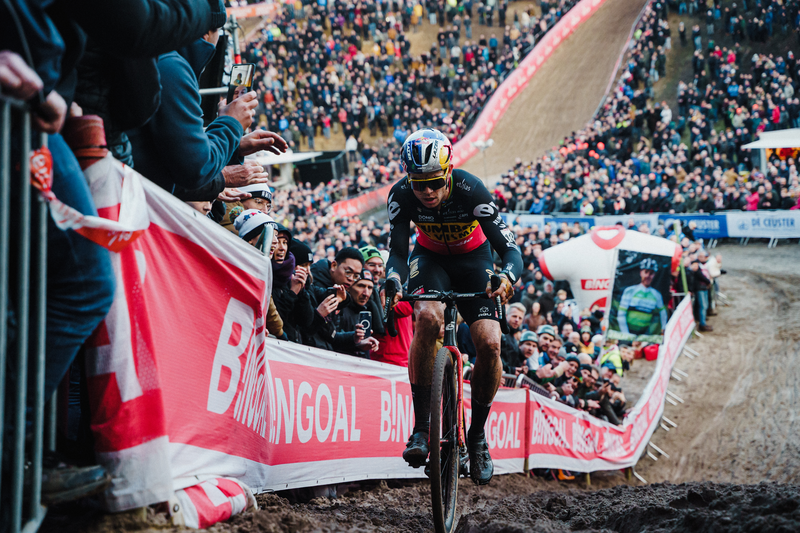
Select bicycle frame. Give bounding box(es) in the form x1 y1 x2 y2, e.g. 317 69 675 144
441 302 467 452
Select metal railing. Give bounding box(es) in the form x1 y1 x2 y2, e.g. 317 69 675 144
501 372 554 398
1 95 51 533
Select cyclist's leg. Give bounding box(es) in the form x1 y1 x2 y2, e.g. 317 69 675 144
443 244 503 420
468 319 502 427
442 245 501 483
404 250 449 465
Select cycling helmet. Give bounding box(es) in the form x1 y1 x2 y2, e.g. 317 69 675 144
401 128 453 174
639 258 659 272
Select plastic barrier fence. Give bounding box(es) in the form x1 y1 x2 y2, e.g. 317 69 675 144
504 212 800 240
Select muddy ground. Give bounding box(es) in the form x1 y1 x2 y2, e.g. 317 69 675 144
42 242 800 532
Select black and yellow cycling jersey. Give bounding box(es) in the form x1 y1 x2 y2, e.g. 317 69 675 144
386 169 523 290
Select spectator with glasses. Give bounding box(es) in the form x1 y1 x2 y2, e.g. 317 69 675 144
306 247 370 352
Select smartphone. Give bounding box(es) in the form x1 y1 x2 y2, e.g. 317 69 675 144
325 287 338 300
358 310 372 338
227 63 255 102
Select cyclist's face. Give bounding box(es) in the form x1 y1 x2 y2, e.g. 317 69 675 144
640 268 655 287
409 167 451 209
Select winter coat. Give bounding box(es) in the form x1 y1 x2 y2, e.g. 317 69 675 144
1 0 216 103
306 259 358 352
129 39 244 201
372 301 413 367
272 254 316 344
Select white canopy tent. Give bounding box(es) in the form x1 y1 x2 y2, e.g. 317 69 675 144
742 128 800 173
247 150 323 188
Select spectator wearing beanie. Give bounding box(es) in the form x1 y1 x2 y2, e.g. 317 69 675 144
338 270 382 358
222 182 274 234
579 327 595 355
359 245 386 337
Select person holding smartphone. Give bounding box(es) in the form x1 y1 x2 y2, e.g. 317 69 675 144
270 224 315 344
338 270 381 358
129 14 288 203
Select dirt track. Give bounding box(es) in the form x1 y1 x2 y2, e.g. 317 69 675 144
460 0 647 180
633 244 800 485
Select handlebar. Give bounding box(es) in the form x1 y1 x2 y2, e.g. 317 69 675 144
491 275 510 335
383 274 510 337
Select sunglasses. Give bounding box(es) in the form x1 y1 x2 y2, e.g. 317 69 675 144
409 177 447 192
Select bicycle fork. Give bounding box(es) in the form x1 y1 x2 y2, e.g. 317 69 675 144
442 303 469 476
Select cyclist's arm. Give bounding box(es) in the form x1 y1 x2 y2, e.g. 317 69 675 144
473 186 523 283
385 191 412 283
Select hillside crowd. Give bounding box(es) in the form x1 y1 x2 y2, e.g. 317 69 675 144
494 0 800 215
241 0 576 152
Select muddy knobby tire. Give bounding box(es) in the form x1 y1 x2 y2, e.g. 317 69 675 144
430 347 460 533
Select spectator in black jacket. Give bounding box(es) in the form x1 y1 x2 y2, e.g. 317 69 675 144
500 303 526 373
697 191 716 213
307 247 368 352
688 260 713 332
271 225 315 344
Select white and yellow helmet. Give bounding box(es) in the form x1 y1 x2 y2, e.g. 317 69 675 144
401 128 453 174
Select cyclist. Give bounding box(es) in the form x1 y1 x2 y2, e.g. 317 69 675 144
616 258 668 336
384 129 522 485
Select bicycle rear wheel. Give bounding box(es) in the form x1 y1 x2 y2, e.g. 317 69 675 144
430 347 460 533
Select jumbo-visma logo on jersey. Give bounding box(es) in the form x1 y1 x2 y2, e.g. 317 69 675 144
417 220 480 243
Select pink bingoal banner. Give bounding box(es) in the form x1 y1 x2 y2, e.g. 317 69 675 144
525 296 695 471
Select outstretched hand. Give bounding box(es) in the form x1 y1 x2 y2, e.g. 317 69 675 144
239 130 289 156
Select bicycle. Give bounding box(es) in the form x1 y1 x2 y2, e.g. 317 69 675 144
384 275 509 533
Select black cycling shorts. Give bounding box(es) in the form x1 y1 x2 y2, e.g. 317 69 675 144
406 241 499 325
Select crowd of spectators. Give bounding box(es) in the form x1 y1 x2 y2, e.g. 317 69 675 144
241 0 800 261
493 0 800 216
243 0 577 149
229 0 582 207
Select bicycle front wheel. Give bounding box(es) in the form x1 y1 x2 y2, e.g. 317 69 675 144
430 347 460 533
